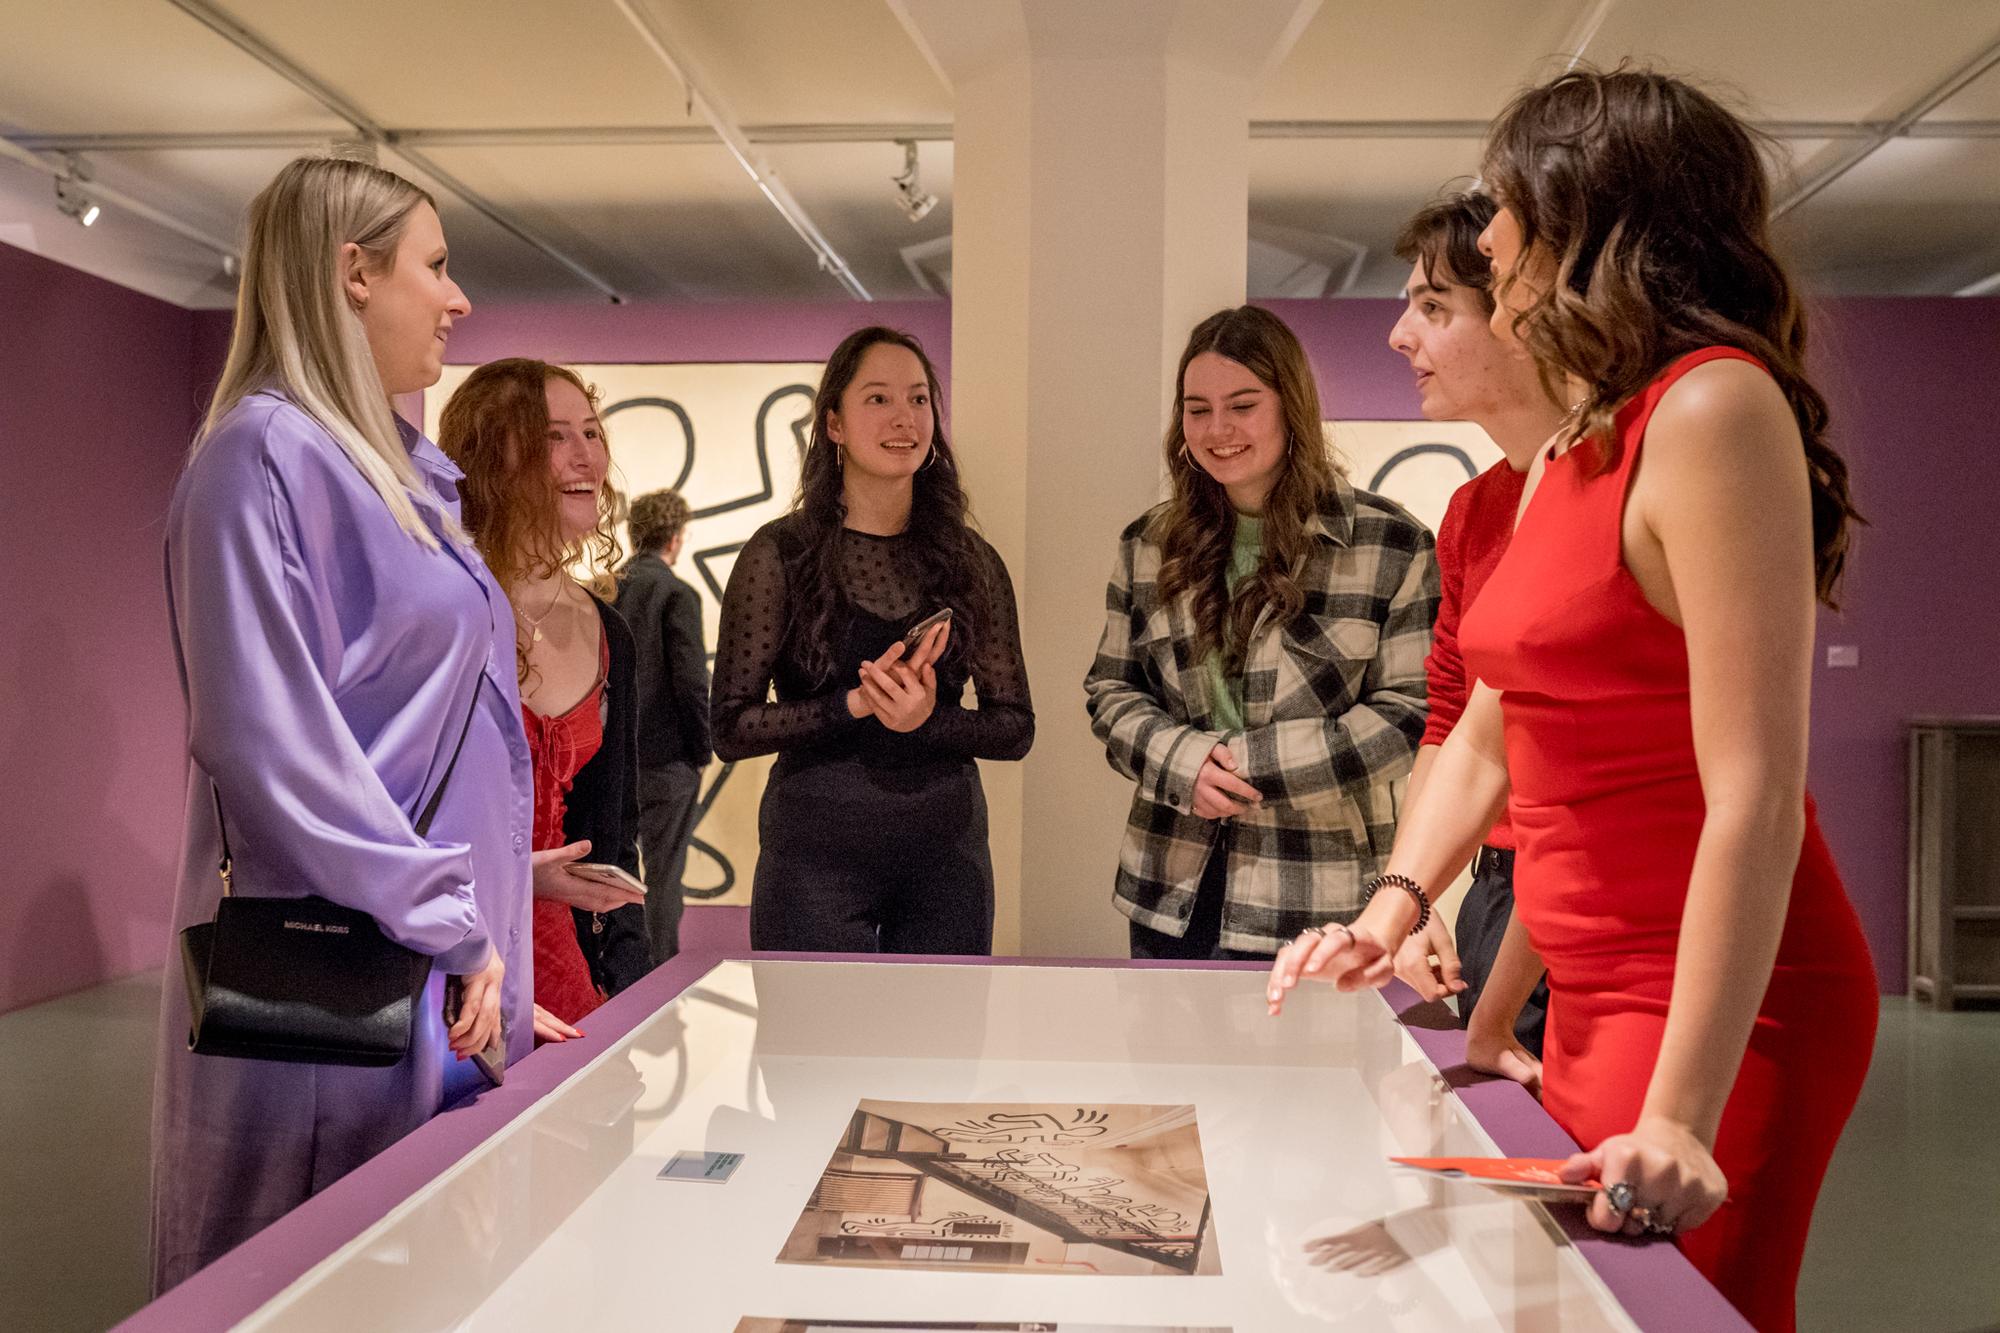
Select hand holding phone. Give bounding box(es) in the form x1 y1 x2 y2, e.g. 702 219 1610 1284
900 606 953 657
444 975 507 1088
568 861 649 906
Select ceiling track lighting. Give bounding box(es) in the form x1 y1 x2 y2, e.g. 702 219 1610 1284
54 153 102 227
892 139 938 224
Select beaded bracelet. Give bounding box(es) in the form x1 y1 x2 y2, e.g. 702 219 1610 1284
1361 873 1432 937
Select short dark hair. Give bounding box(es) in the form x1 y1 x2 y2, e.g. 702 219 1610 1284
1394 188 1499 313
628 489 691 553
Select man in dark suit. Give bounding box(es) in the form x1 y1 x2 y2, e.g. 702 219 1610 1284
615 490 712 964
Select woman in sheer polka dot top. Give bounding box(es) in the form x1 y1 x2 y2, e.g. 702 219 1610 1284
712 326 1033 954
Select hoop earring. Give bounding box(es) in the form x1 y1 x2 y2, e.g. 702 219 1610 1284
920 445 939 471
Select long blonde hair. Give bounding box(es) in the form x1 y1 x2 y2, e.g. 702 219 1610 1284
198 156 444 547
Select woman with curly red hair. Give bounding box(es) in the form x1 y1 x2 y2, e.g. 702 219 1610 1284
440 359 650 1039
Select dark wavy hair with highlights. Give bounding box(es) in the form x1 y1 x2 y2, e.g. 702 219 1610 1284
1482 65 1862 606
1153 306 1346 675
437 357 626 681
787 326 987 686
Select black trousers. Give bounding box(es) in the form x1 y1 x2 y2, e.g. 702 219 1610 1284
750 757 994 955
1454 846 1549 1058
1128 844 1275 961
636 760 703 965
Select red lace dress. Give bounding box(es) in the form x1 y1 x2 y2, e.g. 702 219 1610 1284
524 634 609 1029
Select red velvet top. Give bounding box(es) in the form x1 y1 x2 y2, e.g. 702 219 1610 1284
1420 457 1527 849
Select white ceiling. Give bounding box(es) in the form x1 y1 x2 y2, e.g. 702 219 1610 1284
3 0 1998 309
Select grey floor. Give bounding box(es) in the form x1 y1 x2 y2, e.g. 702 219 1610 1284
1 978 1994 1333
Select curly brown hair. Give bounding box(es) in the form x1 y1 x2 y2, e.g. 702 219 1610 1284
1482 65 1862 606
628 488 691 555
1152 306 1346 675
1394 186 1499 315
436 358 626 681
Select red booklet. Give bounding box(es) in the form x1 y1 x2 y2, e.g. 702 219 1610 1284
1390 1156 1601 1202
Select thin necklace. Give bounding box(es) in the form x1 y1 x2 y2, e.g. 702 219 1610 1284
520 578 567 644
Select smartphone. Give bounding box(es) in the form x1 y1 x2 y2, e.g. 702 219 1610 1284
570 861 647 896
901 607 953 655
444 976 507 1088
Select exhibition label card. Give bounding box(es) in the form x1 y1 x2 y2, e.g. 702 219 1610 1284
659 1150 744 1183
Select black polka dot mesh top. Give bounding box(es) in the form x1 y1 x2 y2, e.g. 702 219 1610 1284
711 514 1034 770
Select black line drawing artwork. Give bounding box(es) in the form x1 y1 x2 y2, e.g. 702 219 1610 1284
782 1101 1219 1277
935 1110 1112 1145
736 1312 1232 1320
602 396 697 493
1367 442 1480 494
605 380 815 902
839 1210 1013 1239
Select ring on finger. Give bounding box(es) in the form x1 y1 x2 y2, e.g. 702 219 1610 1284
1643 1215 1677 1236
1604 1181 1637 1215
1332 923 1355 944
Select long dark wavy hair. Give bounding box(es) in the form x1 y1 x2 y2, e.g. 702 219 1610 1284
1482 65 1862 606
1152 306 1345 675
787 326 986 686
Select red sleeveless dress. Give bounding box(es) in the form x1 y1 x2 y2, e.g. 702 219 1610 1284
1458 348 1877 1332
523 632 610 1029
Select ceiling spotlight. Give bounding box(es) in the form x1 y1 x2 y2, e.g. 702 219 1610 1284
54 157 101 228
892 139 938 224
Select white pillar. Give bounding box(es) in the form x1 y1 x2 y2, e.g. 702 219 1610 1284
893 0 1321 956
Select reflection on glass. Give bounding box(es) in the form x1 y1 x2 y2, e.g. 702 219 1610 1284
237 962 1637 1332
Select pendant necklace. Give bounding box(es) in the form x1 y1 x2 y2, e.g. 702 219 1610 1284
521 578 566 644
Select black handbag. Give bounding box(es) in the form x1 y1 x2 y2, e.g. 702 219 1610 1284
179 689 479 1066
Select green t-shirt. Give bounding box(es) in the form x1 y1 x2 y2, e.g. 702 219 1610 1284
1202 513 1263 732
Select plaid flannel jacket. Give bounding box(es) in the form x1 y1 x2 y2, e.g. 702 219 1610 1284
1084 477 1438 953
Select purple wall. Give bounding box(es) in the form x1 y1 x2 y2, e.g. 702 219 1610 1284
0 244 207 1012
1801 298 2000 988
8 278 1989 1010
1264 298 1426 419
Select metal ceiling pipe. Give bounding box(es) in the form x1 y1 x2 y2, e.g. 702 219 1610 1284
1773 31 2000 218
0 134 239 258
10 123 958 151
164 0 627 303
610 0 872 301
20 117 2000 154
1557 0 1619 72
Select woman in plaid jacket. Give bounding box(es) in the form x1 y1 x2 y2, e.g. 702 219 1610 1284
1086 306 1439 958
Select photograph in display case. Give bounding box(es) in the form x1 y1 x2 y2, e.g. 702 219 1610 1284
778 1101 1220 1277
736 1323 1232 1332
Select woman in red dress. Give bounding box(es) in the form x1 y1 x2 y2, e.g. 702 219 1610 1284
441 359 653 1042
1267 68 1876 1333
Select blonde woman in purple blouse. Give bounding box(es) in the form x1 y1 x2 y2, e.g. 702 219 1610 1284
149 158 534 1293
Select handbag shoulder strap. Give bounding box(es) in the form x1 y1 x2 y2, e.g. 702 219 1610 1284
212 678 483 894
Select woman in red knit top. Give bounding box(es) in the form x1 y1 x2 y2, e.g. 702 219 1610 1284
1270 68 1876 1333
1385 188 1572 1068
